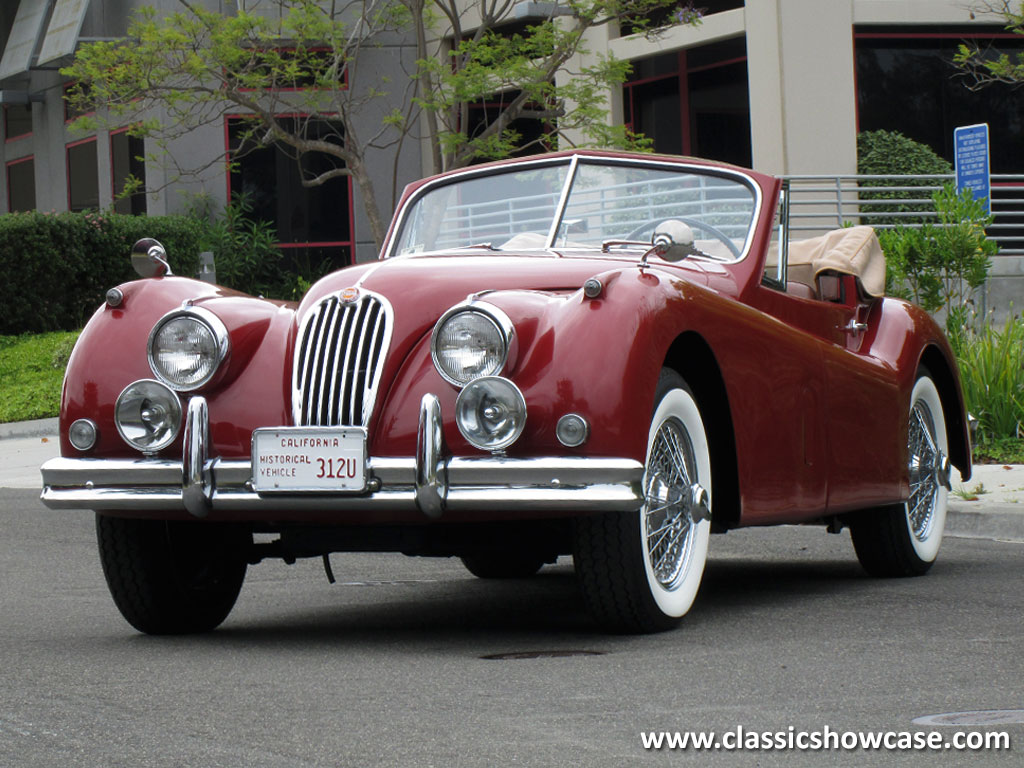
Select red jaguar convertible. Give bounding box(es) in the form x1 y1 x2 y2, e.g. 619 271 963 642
41 150 971 634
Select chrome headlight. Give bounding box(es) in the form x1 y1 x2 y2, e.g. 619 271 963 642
431 304 513 386
455 376 526 451
115 379 182 453
148 307 229 391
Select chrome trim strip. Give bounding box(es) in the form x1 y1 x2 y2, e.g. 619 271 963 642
545 153 580 246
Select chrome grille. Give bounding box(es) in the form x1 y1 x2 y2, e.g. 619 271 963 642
292 291 392 427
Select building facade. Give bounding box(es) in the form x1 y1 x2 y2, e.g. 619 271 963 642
2 0 1022 266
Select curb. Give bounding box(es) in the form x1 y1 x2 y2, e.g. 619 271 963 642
0 418 58 441
946 505 1024 543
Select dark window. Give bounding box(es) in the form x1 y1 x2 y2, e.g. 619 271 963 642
228 116 352 269
7 157 35 212
855 30 1024 173
4 105 32 140
625 38 750 166
111 130 147 215
465 91 551 161
67 139 99 211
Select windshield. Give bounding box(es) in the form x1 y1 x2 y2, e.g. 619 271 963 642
390 157 759 261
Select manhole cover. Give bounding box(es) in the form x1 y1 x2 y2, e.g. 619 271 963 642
913 710 1024 726
481 650 606 660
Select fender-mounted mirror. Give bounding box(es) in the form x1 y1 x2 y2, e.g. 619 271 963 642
651 220 696 263
131 238 173 278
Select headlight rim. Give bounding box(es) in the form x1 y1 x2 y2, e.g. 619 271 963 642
114 378 183 454
430 302 515 387
147 306 230 392
454 375 527 452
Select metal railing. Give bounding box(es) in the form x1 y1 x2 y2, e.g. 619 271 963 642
783 174 1024 255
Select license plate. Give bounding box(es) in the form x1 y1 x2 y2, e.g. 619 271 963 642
252 428 367 493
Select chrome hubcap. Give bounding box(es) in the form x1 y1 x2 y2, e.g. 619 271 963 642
907 399 944 541
644 417 707 589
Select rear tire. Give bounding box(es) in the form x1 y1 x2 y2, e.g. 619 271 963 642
574 369 711 633
96 515 249 634
851 371 949 576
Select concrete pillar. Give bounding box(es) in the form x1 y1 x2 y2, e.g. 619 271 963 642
745 0 858 176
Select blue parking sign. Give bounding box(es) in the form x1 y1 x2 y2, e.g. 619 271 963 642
954 123 990 215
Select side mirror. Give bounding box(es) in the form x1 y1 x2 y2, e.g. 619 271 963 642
651 220 696 263
131 238 173 278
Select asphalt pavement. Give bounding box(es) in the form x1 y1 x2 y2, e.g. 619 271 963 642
4 418 1023 543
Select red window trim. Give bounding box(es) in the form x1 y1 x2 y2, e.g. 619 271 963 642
6 154 34 213
223 114 355 255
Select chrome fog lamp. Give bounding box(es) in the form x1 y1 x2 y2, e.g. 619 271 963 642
68 419 98 451
148 308 229 391
432 306 512 386
556 413 589 447
455 376 527 451
115 380 182 453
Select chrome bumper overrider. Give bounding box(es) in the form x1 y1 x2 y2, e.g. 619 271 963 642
40 395 645 519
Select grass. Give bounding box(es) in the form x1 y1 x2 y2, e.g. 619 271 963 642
0 331 80 423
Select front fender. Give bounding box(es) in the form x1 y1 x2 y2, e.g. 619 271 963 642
60 277 295 460
372 267 706 462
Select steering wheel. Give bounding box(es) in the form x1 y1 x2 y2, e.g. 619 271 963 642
624 216 742 260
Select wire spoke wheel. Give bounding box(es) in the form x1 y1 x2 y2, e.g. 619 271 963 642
644 417 697 590
907 399 940 541
574 369 711 633
851 370 949 577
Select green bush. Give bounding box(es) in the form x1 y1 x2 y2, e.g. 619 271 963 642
857 130 953 226
0 211 207 334
954 315 1024 442
878 184 995 325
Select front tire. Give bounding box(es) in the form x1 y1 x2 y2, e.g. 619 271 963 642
574 369 712 633
96 515 249 634
850 371 949 576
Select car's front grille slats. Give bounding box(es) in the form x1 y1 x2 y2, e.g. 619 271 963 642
293 292 392 427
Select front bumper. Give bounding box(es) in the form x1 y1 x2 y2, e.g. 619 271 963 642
40 395 645 521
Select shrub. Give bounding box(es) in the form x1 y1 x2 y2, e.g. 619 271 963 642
0 211 206 334
857 130 952 226
954 315 1024 441
878 184 996 326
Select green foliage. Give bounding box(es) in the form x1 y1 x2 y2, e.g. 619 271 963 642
0 211 205 334
972 436 1024 465
953 315 1024 442
188 194 325 300
62 0 699 248
857 130 952 225
954 3 1024 86
0 330 81 422
879 184 996 321
195 194 283 298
